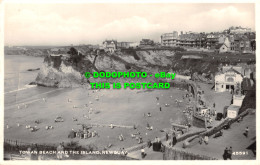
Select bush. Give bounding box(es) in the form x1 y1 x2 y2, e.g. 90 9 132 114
239 89 256 114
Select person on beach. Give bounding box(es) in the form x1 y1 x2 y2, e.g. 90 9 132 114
244 127 249 137
209 117 213 124
119 134 124 141
147 139 152 148
223 147 228 160
138 137 143 144
165 132 169 141
227 146 233 160
141 148 146 159
131 133 136 138
199 135 203 145
160 107 162 111
204 136 209 145
110 124 114 129
155 137 159 143
57 143 65 160
172 133 177 146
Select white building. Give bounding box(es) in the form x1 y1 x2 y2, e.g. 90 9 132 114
161 31 178 47
215 67 243 93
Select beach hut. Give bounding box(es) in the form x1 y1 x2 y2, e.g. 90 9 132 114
227 104 240 119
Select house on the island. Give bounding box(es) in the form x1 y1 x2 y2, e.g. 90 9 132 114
49 48 69 60
50 48 63 56
215 67 243 93
103 40 117 53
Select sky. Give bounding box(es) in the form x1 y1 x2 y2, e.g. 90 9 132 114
4 3 255 46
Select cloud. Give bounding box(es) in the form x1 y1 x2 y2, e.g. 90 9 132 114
187 6 254 32
4 4 255 46
93 16 164 41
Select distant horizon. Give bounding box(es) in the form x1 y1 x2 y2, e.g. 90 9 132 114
4 3 255 46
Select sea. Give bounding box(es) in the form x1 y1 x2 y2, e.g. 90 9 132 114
4 55 62 107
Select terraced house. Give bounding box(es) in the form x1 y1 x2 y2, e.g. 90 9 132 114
160 28 255 53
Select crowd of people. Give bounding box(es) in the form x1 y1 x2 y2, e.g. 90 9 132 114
68 128 99 139
223 146 233 160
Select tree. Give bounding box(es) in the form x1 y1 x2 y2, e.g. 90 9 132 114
67 47 83 65
67 47 78 56
250 40 256 51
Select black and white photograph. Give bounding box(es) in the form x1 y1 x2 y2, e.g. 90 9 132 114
1 1 258 162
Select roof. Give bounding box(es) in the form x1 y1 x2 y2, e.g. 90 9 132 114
103 40 117 44
216 66 243 76
215 43 227 49
234 35 249 41
226 68 241 74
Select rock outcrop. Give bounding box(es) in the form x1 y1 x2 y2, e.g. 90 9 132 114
35 48 177 88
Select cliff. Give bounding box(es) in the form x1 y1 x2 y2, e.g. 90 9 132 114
34 47 255 88
35 48 177 87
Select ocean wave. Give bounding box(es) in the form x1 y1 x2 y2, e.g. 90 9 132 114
4 85 37 94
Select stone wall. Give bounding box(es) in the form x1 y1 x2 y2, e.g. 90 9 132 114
163 145 217 160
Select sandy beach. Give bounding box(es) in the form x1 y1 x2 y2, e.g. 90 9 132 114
5 86 189 150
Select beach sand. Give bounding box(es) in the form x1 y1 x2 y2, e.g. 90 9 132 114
5 86 189 150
